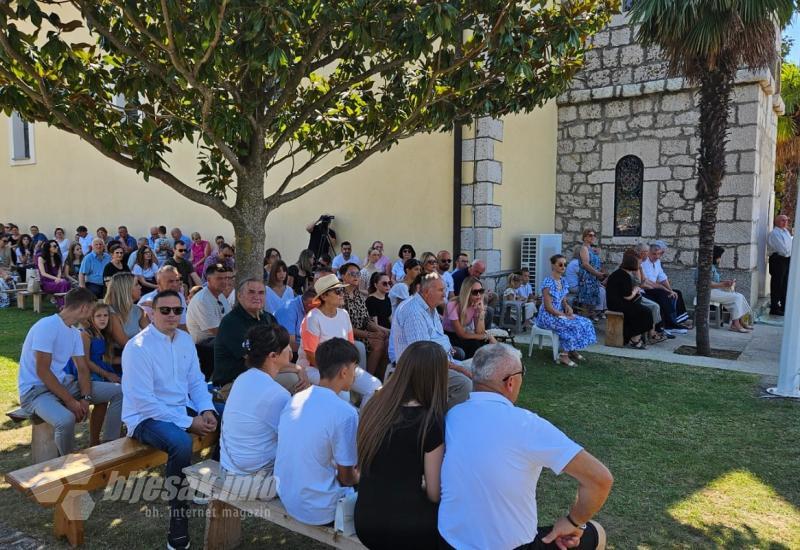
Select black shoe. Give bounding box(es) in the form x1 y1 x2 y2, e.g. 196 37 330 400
770 309 784 316
167 516 190 550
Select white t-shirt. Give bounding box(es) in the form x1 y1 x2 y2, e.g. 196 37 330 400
275 385 358 525
18 314 84 396
332 254 361 270
517 282 533 300
187 287 231 343
438 392 582 550
220 368 290 475
388 281 410 311
296 308 354 368
78 234 94 254
132 264 159 280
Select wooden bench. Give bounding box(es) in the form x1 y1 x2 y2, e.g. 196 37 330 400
604 311 624 348
7 407 61 463
16 290 68 313
185 460 365 550
5 432 217 547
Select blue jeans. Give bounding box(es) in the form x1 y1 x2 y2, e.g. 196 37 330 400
132 418 194 526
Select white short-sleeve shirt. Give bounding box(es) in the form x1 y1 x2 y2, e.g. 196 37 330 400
438 392 582 550
18 314 84 396
275 385 358 525
220 368 290 475
187 287 231 343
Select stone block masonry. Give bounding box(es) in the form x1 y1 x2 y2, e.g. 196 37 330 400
555 13 781 305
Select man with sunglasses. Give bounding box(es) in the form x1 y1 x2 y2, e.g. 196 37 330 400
436 250 456 300
439 344 612 550
139 266 188 330
122 290 217 550
165 241 202 290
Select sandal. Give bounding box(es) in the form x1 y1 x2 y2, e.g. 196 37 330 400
628 339 646 350
569 351 586 362
729 327 750 333
649 333 667 344
558 354 578 367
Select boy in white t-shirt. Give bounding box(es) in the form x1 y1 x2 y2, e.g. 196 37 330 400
18 288 123 456
275 338 360 525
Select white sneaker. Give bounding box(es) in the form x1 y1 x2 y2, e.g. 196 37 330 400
670 328 688 334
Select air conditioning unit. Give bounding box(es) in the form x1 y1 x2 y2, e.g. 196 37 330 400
520 233 563 295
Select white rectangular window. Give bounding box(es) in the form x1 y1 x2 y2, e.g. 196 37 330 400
9 111 35 165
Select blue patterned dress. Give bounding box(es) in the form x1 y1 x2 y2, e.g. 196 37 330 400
536 276 597 352
578 246 602 307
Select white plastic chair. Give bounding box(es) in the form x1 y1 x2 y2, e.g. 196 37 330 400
528 325 560 362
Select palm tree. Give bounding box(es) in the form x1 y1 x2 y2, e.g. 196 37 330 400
776 62 800 227
630 0 795 356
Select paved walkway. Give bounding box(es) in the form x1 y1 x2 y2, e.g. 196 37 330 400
516 313 784 377
0 522 44 549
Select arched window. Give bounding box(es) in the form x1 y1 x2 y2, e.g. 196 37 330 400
614 155 643 237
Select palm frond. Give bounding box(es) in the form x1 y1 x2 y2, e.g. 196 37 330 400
630 0 796 81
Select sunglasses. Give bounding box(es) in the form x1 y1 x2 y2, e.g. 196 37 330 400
345 271 360 277
470 288 486 296
328 288 345 295
440 259 452 264
157 306 185 315
175 249 186 253
425 260 437 265
502 364 527 382
555 262 567 267
379 281 391 286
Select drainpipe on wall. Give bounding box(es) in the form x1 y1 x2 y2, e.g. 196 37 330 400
453 123 462 256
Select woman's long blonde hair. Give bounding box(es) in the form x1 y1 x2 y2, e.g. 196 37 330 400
455 276 482 327
104 272 136 322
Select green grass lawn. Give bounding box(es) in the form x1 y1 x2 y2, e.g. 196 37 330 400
1 305 798 549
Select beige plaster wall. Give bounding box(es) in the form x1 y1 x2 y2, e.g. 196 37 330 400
493 104 558 269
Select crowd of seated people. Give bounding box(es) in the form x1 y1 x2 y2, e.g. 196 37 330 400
7 215 757 549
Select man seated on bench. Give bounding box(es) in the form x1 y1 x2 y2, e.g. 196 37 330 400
438 344 613 550
219 324 292 499
17 288 123 456
138 266 188 330
275 338 360 526
121 290 217 550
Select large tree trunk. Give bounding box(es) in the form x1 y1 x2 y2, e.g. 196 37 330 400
695 66 734 356
231 173 269 282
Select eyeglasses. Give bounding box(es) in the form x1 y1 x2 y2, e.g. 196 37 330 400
587 233 596 237
502 364 527 382
379 281 391 287
328 288 344 295
157 306 185 315
470 288 485 296
176 248 186 252
440 259 452 264
345 271 360 277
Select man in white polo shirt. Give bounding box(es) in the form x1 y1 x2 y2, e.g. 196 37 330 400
18 288 122 456
439 344 613 550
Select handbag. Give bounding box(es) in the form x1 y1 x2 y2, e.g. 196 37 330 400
334 491 357 536
26 268 41 293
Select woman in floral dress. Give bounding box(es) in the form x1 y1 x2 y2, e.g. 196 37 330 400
536 253 597 367
577 228 607 319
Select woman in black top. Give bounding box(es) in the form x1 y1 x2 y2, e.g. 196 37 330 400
355 341 448 550
286 248 315 295
365 272 392 329
605 252 653 349
102 245 130 286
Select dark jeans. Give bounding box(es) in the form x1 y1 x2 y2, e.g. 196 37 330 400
643 288 687 328
769 254 790 312
439 522 600 550
195 338 216 381
85 282 105 299
132 417 195 536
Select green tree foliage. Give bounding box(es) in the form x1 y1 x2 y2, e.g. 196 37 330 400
631 0 795 356
0 0 617 277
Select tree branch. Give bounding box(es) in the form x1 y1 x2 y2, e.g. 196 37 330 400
193 0 229 78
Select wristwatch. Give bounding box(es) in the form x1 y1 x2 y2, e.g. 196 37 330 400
566 513 587 530
81 394 94 403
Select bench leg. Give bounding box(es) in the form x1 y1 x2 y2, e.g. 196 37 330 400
16 292 25 309
31 418 59 464
204 499 241 550
33 293 42 314
54 490 91 547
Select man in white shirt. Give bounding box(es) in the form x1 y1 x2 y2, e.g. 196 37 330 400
439 344 612 550
437 250 456 299
641 242 690 331
331 241 361 270
76 225 94 254
122 290 217 550
767 214 793 315
139 265 188 329
275 338 360 525
187 263 234 379
18 288 122 456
